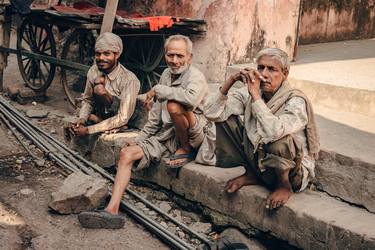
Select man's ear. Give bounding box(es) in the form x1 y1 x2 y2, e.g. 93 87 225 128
283 69 289 80
114 52 120 61
188 53 193 64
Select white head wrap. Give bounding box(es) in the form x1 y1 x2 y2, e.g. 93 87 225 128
95 32 123 55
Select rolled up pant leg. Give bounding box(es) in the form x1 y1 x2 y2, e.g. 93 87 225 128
260 135 304 191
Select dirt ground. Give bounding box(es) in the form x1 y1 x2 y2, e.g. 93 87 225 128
0 31 169 250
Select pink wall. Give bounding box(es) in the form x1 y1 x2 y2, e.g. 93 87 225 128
300 0 375 44
120 0 300 82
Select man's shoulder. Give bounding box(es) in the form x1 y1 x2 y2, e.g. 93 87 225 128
118 64 140 84
186 65 206 81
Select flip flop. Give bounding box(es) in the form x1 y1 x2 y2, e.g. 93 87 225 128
78 210 125 229
165 152 196 169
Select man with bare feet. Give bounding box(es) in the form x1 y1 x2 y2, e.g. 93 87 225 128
204 48 320 210
78 34 215 229
69 32 140 140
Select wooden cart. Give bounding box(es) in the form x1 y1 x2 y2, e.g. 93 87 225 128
3 1 206 106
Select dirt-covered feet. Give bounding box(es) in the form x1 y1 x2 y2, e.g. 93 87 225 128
224 172 259 193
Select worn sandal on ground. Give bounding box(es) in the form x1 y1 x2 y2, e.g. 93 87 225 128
165 153 195 169
78 210 125 229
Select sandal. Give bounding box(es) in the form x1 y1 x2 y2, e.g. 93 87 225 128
78 210 125 229
165 152 196 169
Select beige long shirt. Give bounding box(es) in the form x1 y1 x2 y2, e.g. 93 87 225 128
136 65 209 142
135 65 216 165
79 64 140 134
204 86 315 189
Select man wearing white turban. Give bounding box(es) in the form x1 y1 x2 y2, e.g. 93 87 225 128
70 32 140 139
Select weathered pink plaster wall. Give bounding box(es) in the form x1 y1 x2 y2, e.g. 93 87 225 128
300 0 375 44
120 0 300 82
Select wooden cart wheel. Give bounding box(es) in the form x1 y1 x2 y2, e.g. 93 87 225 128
121 35 167 93
17 16 56 92
61 29 96 107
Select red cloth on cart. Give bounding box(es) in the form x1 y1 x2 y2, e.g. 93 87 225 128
51 1 178 31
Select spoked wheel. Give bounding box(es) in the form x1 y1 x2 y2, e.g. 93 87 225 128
17 16 56 92
122 35 167 93
61 29 96 107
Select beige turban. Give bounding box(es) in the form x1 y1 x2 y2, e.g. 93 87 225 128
95 32 123 55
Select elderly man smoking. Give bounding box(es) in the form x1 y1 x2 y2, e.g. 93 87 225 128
204 48 320 209
69 32 140 138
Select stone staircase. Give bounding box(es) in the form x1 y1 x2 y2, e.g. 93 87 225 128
88 40 375 249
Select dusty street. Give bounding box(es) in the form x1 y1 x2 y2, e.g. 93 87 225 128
0 30 169 250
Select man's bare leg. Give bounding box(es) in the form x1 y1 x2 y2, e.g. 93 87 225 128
166 100 196 166
266 168 292 209
225 169 260 193
105 145 144 215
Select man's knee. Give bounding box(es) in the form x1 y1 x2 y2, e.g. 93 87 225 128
93 84 107 96
264 135 296 160
119 145 143 165
167 100 186 115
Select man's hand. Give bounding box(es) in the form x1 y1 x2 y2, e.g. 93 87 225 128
220 69 250 95
71 124 89 137
144 88 156 111
94 75 105 86
242 69 266 101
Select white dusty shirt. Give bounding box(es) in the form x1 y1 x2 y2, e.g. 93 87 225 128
204 86 315 189
136 65 209 142
79 64 140 134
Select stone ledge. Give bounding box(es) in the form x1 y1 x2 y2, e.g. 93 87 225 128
91 132 375 213
133 162 375 250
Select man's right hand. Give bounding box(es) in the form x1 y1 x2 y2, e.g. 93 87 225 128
144 88 156 111
69 118 86 136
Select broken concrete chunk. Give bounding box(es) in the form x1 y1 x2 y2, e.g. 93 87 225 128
20 188 34 196
49 172 109 214
26 110 49 119
190 222 212 234
159 201 172 213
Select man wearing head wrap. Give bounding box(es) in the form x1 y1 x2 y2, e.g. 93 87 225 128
78 34 215 229
203 48 320 210
70 32 140 138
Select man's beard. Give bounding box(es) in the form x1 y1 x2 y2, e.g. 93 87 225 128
168 63 189 75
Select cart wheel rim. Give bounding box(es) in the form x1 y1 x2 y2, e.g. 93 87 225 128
17 16 56 92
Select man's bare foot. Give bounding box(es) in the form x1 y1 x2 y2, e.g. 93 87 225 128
266 187 292 209
225 172 259 193
166 148 194 167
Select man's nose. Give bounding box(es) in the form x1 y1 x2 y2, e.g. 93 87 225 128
171 56 179 64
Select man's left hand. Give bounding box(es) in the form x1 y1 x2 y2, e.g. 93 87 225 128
242 70 263 101
72 124 89 136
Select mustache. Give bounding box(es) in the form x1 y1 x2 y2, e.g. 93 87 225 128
96 60 109 64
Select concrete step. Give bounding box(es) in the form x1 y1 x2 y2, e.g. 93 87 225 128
88 130 375 249
133 162 375 250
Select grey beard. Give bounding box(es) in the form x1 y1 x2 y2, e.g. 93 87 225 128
169 64 189 75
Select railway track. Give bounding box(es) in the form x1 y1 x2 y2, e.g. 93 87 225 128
0 95 246 250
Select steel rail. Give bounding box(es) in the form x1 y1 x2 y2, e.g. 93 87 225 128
0 112 40 160
0 104 78 172
0 98 196 250
0 95 210 245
